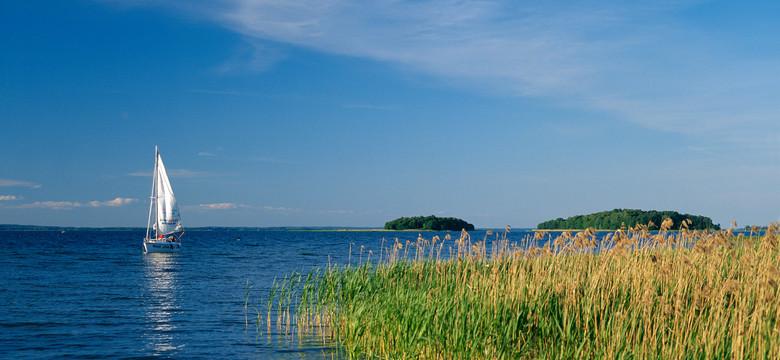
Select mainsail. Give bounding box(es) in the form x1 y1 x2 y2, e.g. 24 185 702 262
155 153 181 235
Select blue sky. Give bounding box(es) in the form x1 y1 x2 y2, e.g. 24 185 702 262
2 0 780 228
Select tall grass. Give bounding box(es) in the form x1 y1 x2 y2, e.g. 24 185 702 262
250 222 780 359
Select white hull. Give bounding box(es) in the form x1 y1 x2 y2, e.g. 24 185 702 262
144 239 182 253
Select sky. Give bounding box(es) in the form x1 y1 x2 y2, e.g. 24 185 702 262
2 0 780 229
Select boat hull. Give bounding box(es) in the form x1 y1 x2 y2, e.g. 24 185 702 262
143 239 182 253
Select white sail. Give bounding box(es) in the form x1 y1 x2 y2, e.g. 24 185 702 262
155 153 182 235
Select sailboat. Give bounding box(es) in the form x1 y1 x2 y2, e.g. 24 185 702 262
143 146 183 253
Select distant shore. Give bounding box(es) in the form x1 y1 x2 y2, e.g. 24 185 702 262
292 228 499 232
0 225 503 232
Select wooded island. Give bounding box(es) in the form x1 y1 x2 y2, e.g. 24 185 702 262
537 209 720 230
384 215 475 231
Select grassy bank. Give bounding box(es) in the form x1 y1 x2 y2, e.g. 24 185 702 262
253 223 780 359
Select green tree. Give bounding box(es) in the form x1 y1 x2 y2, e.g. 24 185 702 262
384 215 475 231
537 209 719 231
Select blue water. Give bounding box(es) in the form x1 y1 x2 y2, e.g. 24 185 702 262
1 228 753 358
0 229 528 359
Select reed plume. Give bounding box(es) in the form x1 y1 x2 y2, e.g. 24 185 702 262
249 224 780 359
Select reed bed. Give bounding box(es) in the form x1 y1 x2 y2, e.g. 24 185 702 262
249 221 780 359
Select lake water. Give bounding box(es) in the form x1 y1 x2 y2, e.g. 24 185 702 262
1 227 754 358
0 229 531 359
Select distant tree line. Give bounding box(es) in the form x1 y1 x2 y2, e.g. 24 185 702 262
537 209 720 231
743 225 768 231
0 224 142 231
384 216 475 231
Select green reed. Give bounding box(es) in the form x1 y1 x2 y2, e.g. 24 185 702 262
249 222 780 359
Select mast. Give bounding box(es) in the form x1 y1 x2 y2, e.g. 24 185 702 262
145 146 158 240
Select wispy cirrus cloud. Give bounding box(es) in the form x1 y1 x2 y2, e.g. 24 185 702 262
15 197 138 210
188 203 299 212
263 205 299 212
214 39 288 73
0 179 41 188
198 202 249 210
110 0 780 140
95 198 137 207
197 146 225 158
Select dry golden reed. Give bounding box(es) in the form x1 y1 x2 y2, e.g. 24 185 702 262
254 222 780 359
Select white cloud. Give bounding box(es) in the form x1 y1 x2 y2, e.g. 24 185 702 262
125 0 780 142
92 198 138 207
263 205 299 212
196 147 227 157
187 203 299 212
203 1 630 99
216 39 288 73
0 179 41 188
16 197 138 210
18 201 82 210
0 195 19 201
199 202 249 210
